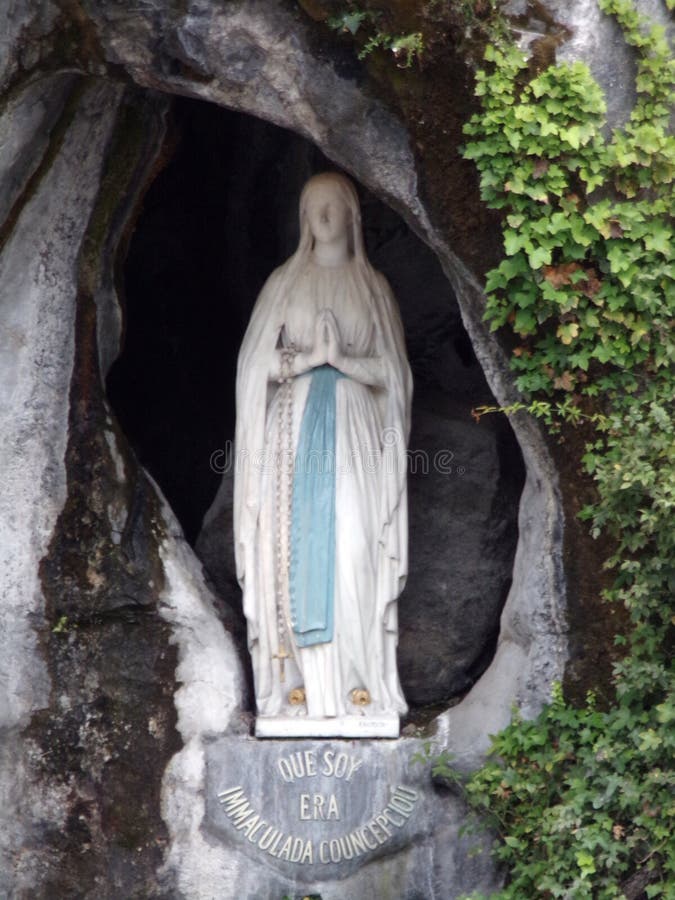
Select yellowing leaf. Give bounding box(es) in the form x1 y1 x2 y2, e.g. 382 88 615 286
557 322 580 344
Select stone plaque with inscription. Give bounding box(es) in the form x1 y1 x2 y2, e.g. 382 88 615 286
203 735 494 893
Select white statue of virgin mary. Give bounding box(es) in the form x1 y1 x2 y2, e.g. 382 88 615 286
234 172 411 737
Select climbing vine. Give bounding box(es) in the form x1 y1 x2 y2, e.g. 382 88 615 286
463 0 673 397
434 1 675 896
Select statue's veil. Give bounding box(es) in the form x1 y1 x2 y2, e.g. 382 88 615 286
267 171 370 308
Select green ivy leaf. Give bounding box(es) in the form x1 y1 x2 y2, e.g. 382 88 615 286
528 245 553 268
644 224 671 254
504 229 522 255
566 125 582 149
575 849 596 874
514 309 537 333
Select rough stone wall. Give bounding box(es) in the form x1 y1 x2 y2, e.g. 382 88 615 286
0 76 121 893
0 71 239 895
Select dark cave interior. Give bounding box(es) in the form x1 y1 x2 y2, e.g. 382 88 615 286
107 96 526 710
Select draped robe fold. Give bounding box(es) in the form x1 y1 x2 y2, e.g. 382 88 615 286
234 256 411 719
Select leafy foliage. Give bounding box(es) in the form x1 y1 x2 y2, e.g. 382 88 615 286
327 6 424 67
463 0 674 397
433 678 674 898
435 379 675 900
440 1 675 897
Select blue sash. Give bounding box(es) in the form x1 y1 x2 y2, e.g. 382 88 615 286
289 364 345 647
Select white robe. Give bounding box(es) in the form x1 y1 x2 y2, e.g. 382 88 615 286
234 255 411 720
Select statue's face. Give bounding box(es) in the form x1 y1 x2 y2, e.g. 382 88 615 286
304 182 350 245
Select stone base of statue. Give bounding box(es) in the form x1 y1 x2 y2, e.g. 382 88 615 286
203 732 501 894
255 714 400 739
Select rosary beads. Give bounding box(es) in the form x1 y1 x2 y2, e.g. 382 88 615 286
273 343 296 681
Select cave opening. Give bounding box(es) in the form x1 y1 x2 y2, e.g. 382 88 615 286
107 95 525 714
